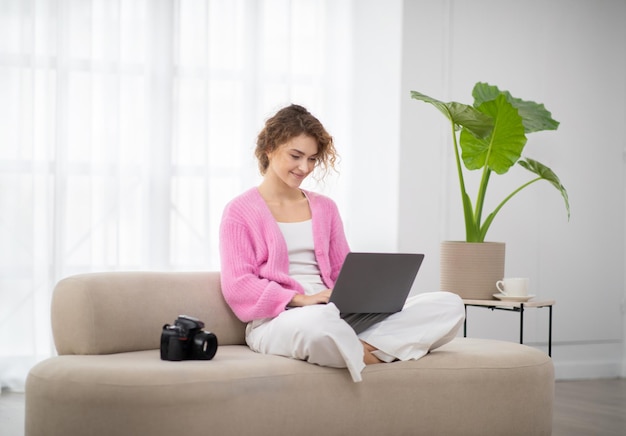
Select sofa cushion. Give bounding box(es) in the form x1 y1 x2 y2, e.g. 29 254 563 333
51 272 246 355
26 338 554 436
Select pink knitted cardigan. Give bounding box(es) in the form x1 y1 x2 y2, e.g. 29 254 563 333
219 187 350 322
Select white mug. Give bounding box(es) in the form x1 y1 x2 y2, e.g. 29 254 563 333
496 277 529 297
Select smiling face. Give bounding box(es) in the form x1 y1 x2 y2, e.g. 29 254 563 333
255 105 337 182
265 134 319 189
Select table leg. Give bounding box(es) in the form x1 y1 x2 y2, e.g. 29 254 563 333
519 303 524 344
548 305 553 357
463 305 467 337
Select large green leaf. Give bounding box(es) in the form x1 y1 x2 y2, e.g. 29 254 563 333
472 82 559 133
460 94 527 174
410 91 494 139
472 82 501 104
518 158 570 219
509 98 559 133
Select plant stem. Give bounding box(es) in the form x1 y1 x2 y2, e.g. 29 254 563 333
451 122 466 199
474 167 491 232
478 176 542 240
450 121 476 240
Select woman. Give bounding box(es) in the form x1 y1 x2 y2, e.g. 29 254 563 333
219 104 464 382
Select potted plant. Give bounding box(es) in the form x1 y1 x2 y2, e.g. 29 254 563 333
410 82 570 299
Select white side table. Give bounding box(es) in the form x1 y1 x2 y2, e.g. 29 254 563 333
462 298 555 357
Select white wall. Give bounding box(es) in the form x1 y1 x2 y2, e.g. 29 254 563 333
344 0 626 380
395 0 626 379
343 0 404 251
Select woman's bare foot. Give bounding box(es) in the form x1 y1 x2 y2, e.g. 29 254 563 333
361 340 383 365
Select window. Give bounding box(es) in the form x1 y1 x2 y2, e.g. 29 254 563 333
0 0 352 391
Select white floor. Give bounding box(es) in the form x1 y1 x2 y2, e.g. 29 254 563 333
0 391 24 436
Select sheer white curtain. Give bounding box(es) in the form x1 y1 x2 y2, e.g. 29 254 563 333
0 0 352 392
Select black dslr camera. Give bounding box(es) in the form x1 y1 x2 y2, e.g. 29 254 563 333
160 315 218 361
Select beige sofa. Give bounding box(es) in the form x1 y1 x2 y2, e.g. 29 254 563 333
25 272 554 436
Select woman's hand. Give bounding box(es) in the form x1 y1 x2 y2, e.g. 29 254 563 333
289 289 332 307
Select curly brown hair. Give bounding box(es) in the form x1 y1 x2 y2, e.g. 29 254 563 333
255 104 338 179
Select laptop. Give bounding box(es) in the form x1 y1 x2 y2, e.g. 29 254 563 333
328 252 425 333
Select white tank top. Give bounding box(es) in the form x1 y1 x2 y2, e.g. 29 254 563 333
276 220 326 295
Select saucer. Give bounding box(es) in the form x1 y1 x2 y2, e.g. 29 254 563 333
493 293 535 302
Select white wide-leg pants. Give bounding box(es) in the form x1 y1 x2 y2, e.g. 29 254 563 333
245 291 465 382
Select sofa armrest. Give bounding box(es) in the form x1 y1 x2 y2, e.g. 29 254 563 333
51 271 246 355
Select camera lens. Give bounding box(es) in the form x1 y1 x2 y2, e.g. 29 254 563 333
192 331 218 360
